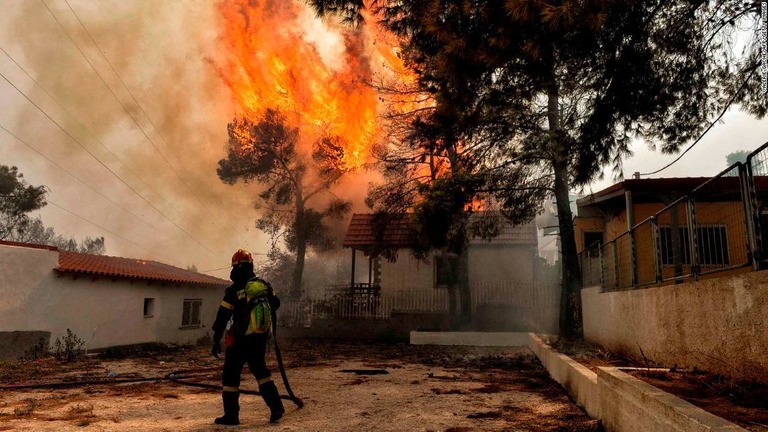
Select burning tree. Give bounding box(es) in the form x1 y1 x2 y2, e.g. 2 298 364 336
217 109 351 298
310 0 763 337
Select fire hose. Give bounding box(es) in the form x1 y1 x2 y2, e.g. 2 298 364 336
0 368 297 404
271 306 304 408
1 311 304 408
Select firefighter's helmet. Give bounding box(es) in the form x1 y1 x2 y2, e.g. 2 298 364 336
231 249 254 266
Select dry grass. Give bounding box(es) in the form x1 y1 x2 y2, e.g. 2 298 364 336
13 398 38 417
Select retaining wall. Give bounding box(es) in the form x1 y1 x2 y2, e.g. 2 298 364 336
582 271 768 382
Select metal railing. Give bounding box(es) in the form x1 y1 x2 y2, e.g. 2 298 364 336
277 280 558 326
580 141 768 291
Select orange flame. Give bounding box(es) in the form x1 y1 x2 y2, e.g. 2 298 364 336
215 0 413 171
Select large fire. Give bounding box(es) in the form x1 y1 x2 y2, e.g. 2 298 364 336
215 0 412 171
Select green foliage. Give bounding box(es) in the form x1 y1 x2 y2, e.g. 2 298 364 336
15 218 106 254
0 164 106 253
411 172 482 255
311 0 761 337
726 151 750 166
217 108 352 297
21 337 50 361
52 329 85 363
0 165 47 240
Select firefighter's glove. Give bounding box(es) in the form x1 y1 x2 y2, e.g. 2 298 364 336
212 340 222 359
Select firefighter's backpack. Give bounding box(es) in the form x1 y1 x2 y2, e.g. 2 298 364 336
236 278 273 335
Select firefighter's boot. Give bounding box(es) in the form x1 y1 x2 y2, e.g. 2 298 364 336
260 381 285 423
214 391 240 425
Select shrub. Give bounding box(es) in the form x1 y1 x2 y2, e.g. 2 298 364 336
21 337 50 361
52 329 85 363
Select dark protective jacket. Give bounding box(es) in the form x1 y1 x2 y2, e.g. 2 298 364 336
212 271 280 343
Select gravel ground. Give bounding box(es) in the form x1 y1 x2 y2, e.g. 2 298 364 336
0 340 601 431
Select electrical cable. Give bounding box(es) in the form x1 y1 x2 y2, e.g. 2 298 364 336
0 123 170 241
0 47 221 242
54 0 232 234
0 70 219 257
46 200 152 253
0 47 243 256
640 67 758 177
0 367 298 403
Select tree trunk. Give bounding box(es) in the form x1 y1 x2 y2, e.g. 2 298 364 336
438 252 459 328
546 71 583 339
291 197 306 299
457 250 472 329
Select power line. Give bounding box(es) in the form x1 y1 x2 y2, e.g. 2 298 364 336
0 47 190 227
40 0 239 254
640 67 758 177
2 43 237 262
46 199 152 254
57 0 231 232
0 70 219 257
0 122 170 240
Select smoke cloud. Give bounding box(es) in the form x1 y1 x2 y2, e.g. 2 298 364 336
0 0 395 279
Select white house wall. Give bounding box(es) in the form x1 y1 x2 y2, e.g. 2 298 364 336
378 253 434 294
468 245 534 285
0 244 223 350
376 245 536 296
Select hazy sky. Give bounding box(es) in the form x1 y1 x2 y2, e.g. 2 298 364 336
1 0 766 279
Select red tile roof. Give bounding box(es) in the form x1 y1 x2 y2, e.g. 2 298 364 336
56 250 228 286
343 213 418 249
342 213 537 249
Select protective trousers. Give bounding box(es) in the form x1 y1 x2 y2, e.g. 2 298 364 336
220 333 285 423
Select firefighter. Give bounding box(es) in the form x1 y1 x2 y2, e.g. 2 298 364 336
211 249 285 425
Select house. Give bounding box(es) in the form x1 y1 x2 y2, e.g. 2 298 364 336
574 176 757 288
0 240 228 360
342 213 539 293
574 148 768 382
339 213 559 331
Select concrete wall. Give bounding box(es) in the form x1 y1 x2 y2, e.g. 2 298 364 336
582 270 768 382
0 244 223 353
0 331 51 361
281 312 450 340
528 334 746 431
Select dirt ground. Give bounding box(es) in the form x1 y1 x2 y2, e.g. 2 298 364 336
0 339 601 432
548 337 768 431
629 369 768 432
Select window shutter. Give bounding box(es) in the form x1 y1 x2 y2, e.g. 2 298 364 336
182 300 191 326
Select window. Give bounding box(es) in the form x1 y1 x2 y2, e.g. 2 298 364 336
659 225 729 266
143 298 155 317
181 299 202 327
583 232 603 258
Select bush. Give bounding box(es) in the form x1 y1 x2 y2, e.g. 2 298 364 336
21 337 50 361
52 329 85 363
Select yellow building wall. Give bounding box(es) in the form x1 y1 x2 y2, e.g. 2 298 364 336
573 217 605 254
577 200 748 288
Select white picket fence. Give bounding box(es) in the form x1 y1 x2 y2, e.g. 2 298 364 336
277 280 559 326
